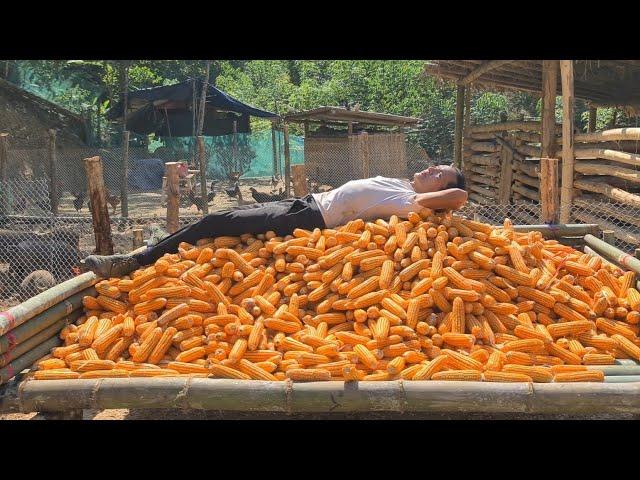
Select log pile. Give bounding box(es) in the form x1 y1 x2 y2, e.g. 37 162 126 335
463 124 640 248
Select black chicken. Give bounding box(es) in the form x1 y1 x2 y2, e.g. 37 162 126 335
73 190 86 212
249 187 286 203
225 182 240 198
188 182 216 212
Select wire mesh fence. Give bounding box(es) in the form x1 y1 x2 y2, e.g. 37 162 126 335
2 128 640 308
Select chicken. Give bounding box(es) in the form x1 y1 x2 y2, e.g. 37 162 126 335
73 190 86 212
225 182 240 198
249 187 286 203
106 191 120 215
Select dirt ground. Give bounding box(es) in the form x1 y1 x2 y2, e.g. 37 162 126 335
1 410 637 420
57 177 280 219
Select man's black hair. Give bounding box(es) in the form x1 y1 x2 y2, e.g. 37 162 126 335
448 166 466 190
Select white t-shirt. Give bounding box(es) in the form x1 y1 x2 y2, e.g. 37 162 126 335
311 176 420 228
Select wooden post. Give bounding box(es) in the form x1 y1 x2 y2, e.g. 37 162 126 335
453 84 465 168
361 131 370 178
635 248 640 260
83 156 114 255
0 133 8 215
464 87 471 130
497 141 513 204
541 60 558 158
47 129 59 215
271 123 278 176
291 164 308 197
165 162 180 234
348 122 353 136
559 60 575 224
602 230 615 245
232 120 238 173
588 106 597 133
540 157 559 223
132 228 144 249
120 130 130 218
197 61 211 138
197 136 208 215
283 123 291 198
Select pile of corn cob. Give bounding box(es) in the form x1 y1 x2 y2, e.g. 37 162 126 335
31 209 640 383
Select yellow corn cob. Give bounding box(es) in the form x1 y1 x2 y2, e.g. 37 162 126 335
502 364 553 383
582 353 616 365
546 320 594 339
553 371 604 383
91 324 123 354
545 342 582 365
611 334 640 361
286 368 332 382
207 363 251 380
495 264 534 287
483 370 532 383
96 295 128 314
34 368 82 380
442 349 483 371
77 368 129 379
132 327 163 363
37 358 67 370
431 370 483 381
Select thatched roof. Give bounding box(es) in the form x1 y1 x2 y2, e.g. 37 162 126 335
0 77 87 148
423 60 640 108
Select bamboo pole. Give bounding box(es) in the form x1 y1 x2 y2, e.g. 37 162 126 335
497 146 513 204
0 289 89 353
541 60 558 158
540 157 559 224
575 128 640 143
513 172 539 189
512 182 540 201
361 131 370 178
11 377 640 415
271 122 278 176
197 136 208 215
83 156 114 255
165 162 180 233
120 130 130 218
283 123 291 198
0 312 81 368
196 61 211 139
0 335 62 385
588 106 597 133
572 149 640 167
573 179 640 208
559 60 575 224
232 120 238 173
576 212 640 246
0 134 7 215
464 86 471 130
47 129 59 215
510 223 599 237
467 121 561 134
574 162 640 184
468 155 500 167
453 84 465 168
0 272 97 337
584 234 640 275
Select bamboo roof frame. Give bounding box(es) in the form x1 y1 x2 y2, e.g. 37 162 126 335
423 60 640 108
282 106 419 128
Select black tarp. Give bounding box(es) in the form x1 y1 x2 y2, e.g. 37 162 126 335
108 79 277 137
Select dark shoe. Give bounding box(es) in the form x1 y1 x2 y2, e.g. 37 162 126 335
83 254 141 278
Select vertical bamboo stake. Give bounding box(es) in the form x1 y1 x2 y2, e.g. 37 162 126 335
120 130 130 218
132 228 144 249
271 122 278 176
197 136 208 215
46 129 59 215
453 84 465 168
602 230 615 245
165 162 180 234
0 133 8 215
283 123 291 198
559 60 575 224
464 86 471 130
541 60 558 158
361 131 370 178
83 156 114 255
232 119 238 173
588 106 597 133
540 157 559 224
291 164 309 197
197 61 211 137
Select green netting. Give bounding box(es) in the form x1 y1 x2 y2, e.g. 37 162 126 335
152 130 304 179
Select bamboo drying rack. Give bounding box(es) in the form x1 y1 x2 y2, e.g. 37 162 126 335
2 224 640 418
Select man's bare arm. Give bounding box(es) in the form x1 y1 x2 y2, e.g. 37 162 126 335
415 188 468 211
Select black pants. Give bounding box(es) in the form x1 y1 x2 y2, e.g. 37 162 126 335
134 194 327 266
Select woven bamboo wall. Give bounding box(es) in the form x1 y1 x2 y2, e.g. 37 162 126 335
305 132 408 187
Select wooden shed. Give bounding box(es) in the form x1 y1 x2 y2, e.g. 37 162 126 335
282 107 419 192
423 60 640 247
